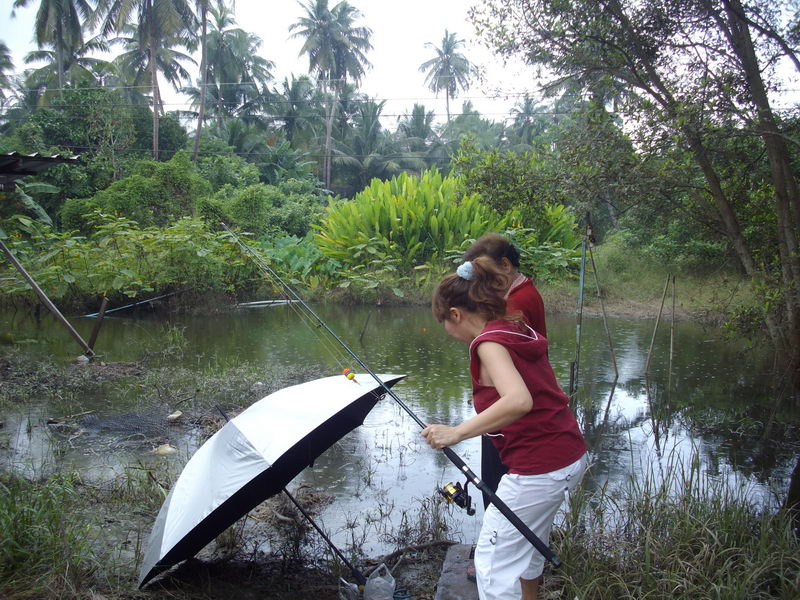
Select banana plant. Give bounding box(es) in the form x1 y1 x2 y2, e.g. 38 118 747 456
0 181 58 239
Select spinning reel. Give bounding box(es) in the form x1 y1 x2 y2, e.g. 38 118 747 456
438 479 476 515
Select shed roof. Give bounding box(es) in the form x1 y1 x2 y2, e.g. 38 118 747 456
0 152 81 190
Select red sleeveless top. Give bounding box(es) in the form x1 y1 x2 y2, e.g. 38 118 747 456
506 276 546 337
469 320 585 475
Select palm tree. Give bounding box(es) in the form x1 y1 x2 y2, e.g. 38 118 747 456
0 77 44 133
272 74 323 145
183 4 274 128
12 0 94 95
334 100 424 192
508 95 552 150
23 35 113 103
191 0 211 162
0 42 15 102
333 82 366 142
544 71 631 114
93 0 197 159
397 103 436 152
290 0 372 188
113 24 195 115
418 30 474 122
440 100 504 149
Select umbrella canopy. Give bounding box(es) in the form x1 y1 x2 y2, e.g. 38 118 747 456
138 372 405 588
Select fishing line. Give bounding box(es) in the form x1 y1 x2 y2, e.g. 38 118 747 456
224 227 353 373
222 223 564 568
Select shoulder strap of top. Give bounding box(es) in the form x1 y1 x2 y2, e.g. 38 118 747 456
469 323 538 354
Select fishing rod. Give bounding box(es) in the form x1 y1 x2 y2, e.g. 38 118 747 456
221 223 562 568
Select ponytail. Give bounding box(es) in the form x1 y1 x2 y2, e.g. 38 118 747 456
432 256 510 322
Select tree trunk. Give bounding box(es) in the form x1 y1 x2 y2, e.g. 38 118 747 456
148 0 160 160
785 453 800 532
323 82 338 189
192 1 208 164
445 89 451 123
603 189 619 229
720 0 800 401
55 22 65 97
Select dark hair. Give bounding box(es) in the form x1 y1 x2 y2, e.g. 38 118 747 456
432 256 510 322
463 233 520 268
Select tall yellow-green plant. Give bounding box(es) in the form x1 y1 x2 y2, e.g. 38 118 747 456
314 168 507 270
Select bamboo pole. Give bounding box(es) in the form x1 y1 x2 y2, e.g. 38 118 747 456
87 296 109 351
569 234 588 402
0 240 93 356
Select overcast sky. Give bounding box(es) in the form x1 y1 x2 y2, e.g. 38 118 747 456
0 0 539 128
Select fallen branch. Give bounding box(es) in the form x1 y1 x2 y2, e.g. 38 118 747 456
366 540 456 572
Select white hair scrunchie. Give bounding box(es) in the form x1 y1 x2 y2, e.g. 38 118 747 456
456 261 474 280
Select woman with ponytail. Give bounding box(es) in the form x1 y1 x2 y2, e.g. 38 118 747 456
422 257 587 600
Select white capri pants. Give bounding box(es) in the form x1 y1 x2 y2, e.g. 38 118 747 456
475 453 588 600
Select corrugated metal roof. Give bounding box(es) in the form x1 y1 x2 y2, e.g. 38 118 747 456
0 151 81 190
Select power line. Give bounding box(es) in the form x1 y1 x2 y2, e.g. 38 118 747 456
5 77 557 94
2 105 798 124
0 110 591 121
34 144 456 161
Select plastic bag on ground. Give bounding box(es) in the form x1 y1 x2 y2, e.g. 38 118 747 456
363 563 395 600
338 577 360 600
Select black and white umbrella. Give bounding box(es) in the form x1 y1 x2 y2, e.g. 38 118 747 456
138 372 405 588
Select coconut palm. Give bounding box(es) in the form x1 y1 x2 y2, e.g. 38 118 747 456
93 0 197 159
207 117 267 158
418 29 474 122
272 74 323 145
290 0 372 188
334 100 424 193
0 77 44 133
183 4 274 129
508 95 553 150
397 103 436 152
12 0 94 94
440 100 504 149
113 24 195 114
191 0 211 162
544 71 632 115
23 35 113 103
0 42 15 102
333 82 366 143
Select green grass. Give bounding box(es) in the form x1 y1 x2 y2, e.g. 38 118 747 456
0 473 100 599
539 236 756 324
547 454 800 599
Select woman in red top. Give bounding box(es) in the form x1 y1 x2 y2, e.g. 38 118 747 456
422 257 586 600
463 233 546 337
464 233 548 511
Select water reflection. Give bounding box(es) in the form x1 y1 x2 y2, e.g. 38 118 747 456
1 305 797 553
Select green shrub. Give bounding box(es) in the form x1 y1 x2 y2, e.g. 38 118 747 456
204 179 326 239
0 212 261 306
58 197 98 232
315 168 507 270
197 149 260 191
63 152 211 229
258 233 340 291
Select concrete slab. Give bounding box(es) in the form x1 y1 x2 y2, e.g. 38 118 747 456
434 544 479 600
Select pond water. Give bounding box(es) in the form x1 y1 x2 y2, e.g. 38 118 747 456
1 302 797 557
